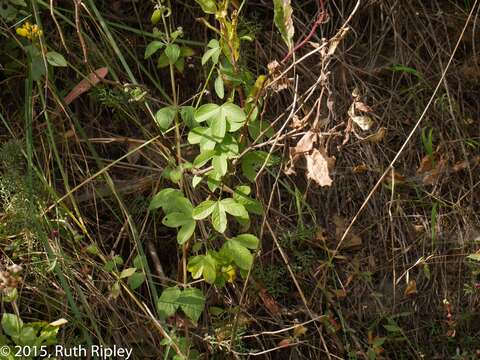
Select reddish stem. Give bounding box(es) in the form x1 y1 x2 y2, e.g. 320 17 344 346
281 0 328 63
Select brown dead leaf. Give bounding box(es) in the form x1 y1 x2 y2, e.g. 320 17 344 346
335 289 347 299
417 155 434 174
421 158 447 185
63 129 76 139
333 215 362 250
278 338 292 348
64 67 108 105
315 226 328 243
452 156 480 173
294 131 317 154
382 170 406 185
354 101 373 113
290 115 304 129
404 280 417 296
268 60 290 92
258 287 282 316
353 163 369 174
365 127 387 143
126 142 141 164
452 160 469 173
327 26 349 56
306 148 334 187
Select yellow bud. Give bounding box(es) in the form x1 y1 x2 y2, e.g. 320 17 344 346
151 9 162 25
223 265 237 283
16 28 29 38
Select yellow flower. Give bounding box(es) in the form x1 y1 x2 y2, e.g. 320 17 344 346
16 27 29 38
16 22 42 40
223 265 237 283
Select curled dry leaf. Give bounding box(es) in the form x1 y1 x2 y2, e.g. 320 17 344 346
352 115 374 131
333 215 362 250
420 157 448 185
278 338 292 348
417 155 435 174
306 148 334 187
354 101 373 113
353 163 369 174
365 127 386 143
404 280 417 296
382 170 406 185
258 287 282 316
284 131 318 175
268 60 290 92
327 26 350 56
64 67 108 105
295 131 317 154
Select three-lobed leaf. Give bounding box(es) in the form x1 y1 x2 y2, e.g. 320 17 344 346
188 254 217 284
221 234 260 270
157 286 206 323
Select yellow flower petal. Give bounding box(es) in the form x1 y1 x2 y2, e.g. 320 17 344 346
16 28 29 38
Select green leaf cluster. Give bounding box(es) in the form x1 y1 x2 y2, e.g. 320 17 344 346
188 234 260 284
157 287 205 324
149 189 196 244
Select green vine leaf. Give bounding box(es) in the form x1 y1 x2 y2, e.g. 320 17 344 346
211 201 227 233
192 200 216 220
212 153 228 176
149 188 183 211
165 43 181 64
194 0 217 14
127 272 146 290
202 39 221 65
119 267 136 279
155 106 177 130
144 41 164 59
150 189 196 244
193 149 216 167
221 237 254 271
2 313 23 338
211 111 227 140
194 103 246 143
157 287 182 320
220 198 248 220
233 186 264 215
241 151 278 182
214 75 225 99
273 0 295 50
195 104 220 123
188 254 217 284
232 234 260 249
180 106 198 129
177 288 206 324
